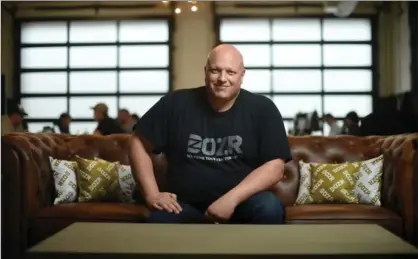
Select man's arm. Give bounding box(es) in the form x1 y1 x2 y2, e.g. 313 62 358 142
222 158 285 206
221 97 291 206
128 130 159 200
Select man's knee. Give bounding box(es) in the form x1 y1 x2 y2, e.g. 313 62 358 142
239 191 285 224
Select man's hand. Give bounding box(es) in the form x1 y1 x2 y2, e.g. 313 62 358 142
145 192 182 214
205 194 238 223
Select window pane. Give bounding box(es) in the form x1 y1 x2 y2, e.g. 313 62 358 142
272 95 322 118
273 44 321 67
21 72 67 94
220 19 270 42
119 20 169 42
70 122 98 135
70 46 117 68
69 21 117 43
323 44 372 67
119 71 169 93
119 96 163 118
69 97 117 118
323 19 371 41
273 70 321 92
21 47 67 69
324 95 372 117
21 97 68 119
272 19 321 41
283 120 293 136
70 72 117 93
242 70 271 93
21 21 67 44
234 44 270 67
119 45 169 68
324 69 372 92
27 122 55 133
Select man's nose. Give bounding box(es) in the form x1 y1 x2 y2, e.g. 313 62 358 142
217 71 227 82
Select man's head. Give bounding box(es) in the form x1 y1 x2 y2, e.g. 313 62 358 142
344 111 359 126
7 103 27 127
117 109 131 124
204 44 245 102
91 103 108 121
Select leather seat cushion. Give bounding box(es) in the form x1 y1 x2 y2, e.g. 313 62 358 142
34 203 149 221
285 204 403 236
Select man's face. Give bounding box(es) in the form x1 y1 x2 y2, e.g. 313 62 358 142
94 109 103 121
118 111 129 124
9 113 23 127
204 51 245 101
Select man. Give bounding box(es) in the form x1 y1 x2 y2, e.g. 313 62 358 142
92 103 125 135
322 113 341 136
129 44 292 224
117 109 136 133
1 103 27 136
341 111 360 136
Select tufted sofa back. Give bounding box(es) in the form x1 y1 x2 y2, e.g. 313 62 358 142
2 132 417 210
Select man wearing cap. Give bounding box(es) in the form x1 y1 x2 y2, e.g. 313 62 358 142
1 103 27 136
91 103 125 135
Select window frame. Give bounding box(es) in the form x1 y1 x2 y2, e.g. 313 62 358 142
215 15 379 132
15 16 174 128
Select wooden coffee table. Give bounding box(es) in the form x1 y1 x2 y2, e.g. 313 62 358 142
27 223 418 259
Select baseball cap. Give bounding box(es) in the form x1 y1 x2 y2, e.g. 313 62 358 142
91 103 108 113
7 103 28 116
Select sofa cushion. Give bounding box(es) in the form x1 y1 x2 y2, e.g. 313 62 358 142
34 203 149 221
285 204 403 236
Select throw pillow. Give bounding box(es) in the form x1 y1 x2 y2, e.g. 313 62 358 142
295 155 384 206
75 156 121 202
94 157 136 203
353 155 384 206
310 163 359 204
49 157 78 205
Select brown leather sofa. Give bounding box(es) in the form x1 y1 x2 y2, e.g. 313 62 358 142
2 132 418 258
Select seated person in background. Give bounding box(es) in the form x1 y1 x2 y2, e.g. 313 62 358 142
341 111 361 136
1 103 27 136
129 44 291 224
92 103 125 136
54 113 72 134
117 109 136 133
322 113 341 136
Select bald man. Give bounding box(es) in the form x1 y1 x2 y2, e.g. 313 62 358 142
129 44 291 224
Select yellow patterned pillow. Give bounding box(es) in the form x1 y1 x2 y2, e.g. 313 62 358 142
75 156 121 202
310 163 360 204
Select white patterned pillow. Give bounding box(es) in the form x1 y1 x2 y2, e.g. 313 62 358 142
49 157 78 205
295 155 384 206
94 158 136 203
118 164 136 203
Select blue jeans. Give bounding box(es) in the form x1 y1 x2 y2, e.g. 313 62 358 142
146 191 285 224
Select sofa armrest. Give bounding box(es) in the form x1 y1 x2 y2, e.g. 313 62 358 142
1 134 56 257
2 141 28 258
380 135 418 243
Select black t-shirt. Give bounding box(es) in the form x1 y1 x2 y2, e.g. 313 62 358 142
97 117 125 135
135 86 292 204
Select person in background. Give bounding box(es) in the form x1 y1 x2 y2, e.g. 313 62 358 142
131 113 141 124
341 111 361 136
322 113 341 136
54 113 72 134
92 103 125 136
1 103 27 136
117 109 136 133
